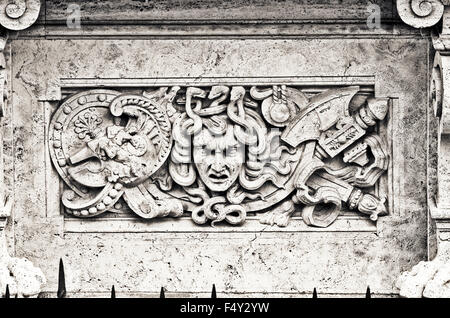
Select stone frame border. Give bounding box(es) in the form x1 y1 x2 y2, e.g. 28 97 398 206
52 76 388 234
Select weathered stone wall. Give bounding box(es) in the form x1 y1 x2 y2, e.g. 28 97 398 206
5 1 432 297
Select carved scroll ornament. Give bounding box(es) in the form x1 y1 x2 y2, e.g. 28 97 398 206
0 0 41 31
49 85 390 228
396 0 446 28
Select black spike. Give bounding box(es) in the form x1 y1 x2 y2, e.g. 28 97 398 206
160 287 165 298
211 284 217 298
5 284 9 298
57 258 66 298
366 286 371 298
111 285 116 298
312 288 317 298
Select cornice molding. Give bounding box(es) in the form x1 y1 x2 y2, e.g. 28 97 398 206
0 0 40 31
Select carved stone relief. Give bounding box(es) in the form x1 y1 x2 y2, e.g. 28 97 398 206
49 85 390 228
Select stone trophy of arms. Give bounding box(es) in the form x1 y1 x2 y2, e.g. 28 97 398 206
49 84 390 228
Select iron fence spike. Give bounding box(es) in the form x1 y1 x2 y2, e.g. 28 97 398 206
57 258 66 298
211 284 217 298
366 286 371 298
160 287 165 298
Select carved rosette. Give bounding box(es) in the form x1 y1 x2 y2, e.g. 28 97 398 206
49 85 391 228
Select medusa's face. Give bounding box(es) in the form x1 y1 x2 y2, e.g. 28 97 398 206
193 126 244 192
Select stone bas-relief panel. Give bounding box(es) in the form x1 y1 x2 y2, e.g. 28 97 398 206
11 37 428 296
49 84 389 229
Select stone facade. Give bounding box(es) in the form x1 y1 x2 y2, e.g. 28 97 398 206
0 0 448 297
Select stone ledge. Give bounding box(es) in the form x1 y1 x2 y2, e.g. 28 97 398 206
63 216 377 234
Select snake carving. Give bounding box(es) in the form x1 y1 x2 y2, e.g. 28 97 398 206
49 85 390 228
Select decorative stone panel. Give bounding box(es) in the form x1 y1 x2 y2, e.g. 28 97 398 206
7 33 427 296
48 83 389 229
